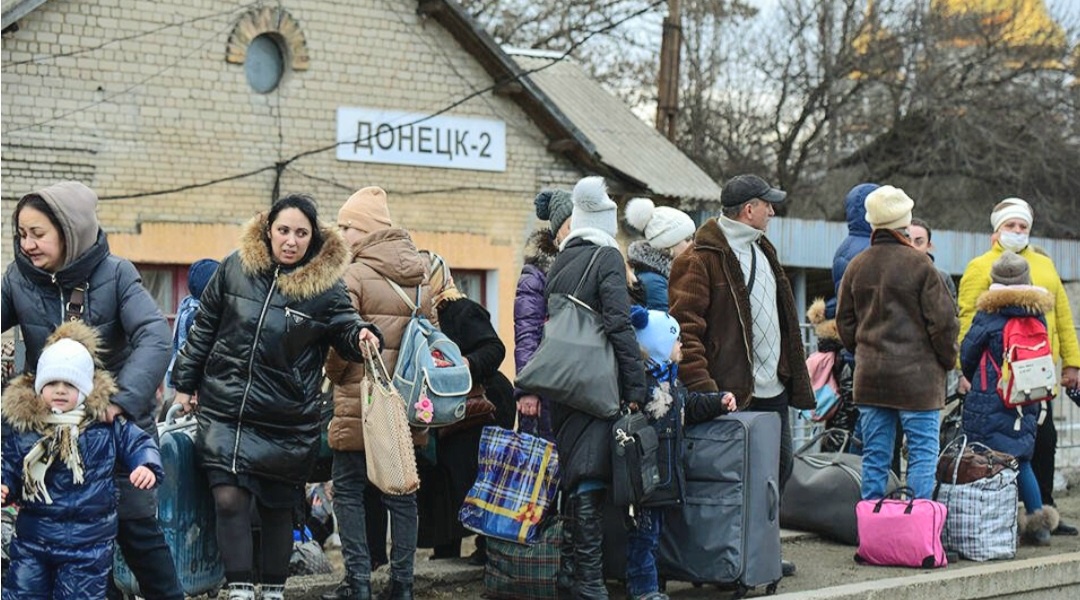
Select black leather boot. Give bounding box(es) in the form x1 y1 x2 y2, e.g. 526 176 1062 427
557 495 577 600
376 580 413 600
573 491 609 600
321 578 372 600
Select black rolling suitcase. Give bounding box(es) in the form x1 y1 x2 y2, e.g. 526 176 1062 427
658 412 782 597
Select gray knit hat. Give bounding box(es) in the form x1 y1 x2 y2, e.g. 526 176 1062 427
570 177 618 237
991 251 1031 286
535 189 573 236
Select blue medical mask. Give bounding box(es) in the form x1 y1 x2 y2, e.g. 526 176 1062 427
998 231 1029 253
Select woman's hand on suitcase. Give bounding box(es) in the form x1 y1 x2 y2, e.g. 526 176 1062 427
130 466 157 489
1 484 8 505
176 392 197 414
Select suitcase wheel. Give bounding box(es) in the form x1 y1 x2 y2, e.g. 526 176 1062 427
766 581 779 595
731 583 750 600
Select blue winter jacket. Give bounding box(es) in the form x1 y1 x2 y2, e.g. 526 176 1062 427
1 344 163 553
831 183 879 292
960 285 1055 461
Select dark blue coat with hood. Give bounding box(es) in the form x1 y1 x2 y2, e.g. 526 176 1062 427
1 182 171 519
831 183 879 292
960 285 1054 461
1 322 163 598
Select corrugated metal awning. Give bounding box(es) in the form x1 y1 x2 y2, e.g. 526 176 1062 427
510 51 723 209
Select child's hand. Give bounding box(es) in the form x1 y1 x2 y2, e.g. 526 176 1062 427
130 466 157 489
721 393 737 413
1 484 8 505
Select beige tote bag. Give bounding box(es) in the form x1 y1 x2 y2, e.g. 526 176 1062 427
361 342 420 495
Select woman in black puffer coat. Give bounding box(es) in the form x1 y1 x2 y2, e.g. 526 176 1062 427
541 177 645 600
172 195 381 600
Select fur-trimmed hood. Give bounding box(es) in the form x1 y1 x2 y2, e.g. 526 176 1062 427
807 297 839 341
627 240 672 278
2 321 117 432
975 286 1054 315
524 229 559 273
237 212 349 300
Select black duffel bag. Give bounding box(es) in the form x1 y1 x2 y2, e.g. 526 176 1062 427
780 429 899 545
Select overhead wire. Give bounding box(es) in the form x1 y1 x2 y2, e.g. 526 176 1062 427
4 16 243 134
15 0 666 201
1 1 260 70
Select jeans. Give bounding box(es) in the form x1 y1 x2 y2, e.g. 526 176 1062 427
1018 459 1043 514
107 516 184 600
625 508 662 597
859 407 939 500
333 450 417 584
746 391 793 494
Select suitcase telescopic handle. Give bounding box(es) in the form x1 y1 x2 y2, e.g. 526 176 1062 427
767 479 779 522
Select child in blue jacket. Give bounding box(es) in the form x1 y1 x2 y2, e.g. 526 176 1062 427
1 321 163 599
960 251 1057 546
624 306 736 600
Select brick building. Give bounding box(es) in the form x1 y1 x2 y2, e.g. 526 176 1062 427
1 0 722 371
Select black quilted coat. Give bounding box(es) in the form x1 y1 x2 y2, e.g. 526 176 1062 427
172 214 379 483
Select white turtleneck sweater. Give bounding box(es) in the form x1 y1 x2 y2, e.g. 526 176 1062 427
718 216 784 399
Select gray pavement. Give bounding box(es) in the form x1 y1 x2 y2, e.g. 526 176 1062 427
272 485 1080 599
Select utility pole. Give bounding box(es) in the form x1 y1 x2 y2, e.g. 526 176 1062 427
655 0 681 141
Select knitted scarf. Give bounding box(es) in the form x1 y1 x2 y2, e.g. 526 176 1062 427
22 407 88 504
645 361 679 420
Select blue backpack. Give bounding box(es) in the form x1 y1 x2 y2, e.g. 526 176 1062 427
385 279 472 428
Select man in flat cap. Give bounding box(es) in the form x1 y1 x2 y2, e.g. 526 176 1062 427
668 174 813 578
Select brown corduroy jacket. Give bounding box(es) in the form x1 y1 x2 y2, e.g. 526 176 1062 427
836 229 959 411
325 228 434 451
669 218 813 410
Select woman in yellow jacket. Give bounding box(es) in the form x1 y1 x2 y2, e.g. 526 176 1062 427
957 196 1080 536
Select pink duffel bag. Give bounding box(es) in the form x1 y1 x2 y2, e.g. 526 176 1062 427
855 487 948 568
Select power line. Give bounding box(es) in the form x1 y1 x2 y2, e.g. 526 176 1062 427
1 1 259 70
44 0 666 201
4 17 239 134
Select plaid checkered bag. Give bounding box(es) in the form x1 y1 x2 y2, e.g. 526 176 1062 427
483 517 562 600
934 437 1018 561
459 426 560 544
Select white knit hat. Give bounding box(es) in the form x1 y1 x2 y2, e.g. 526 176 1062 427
864 185 914 230
570 177 618 237
990 197 1033 232
35 338 95 403
624 198 696 250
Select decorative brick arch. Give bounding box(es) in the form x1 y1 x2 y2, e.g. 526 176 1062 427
225 7 309 71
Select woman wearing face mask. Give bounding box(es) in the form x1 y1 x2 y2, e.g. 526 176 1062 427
171 194 383 600
956 196 1080 537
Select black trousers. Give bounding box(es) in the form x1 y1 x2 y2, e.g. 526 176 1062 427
746 391 793 495
106 516 184 600
1032 400 1058 507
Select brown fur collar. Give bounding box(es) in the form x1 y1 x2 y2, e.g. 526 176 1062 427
2 321 117 432
807 297 839 341
976 286 1054 315
238 212 349 300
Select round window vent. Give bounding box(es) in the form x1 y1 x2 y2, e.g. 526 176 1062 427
245 34 284 93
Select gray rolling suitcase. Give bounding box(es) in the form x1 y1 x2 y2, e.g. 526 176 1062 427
658 412 782 597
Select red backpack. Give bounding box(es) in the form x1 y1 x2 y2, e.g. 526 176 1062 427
980 315 1056 428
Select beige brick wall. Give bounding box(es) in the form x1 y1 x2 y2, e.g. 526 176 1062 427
2 1 587 371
